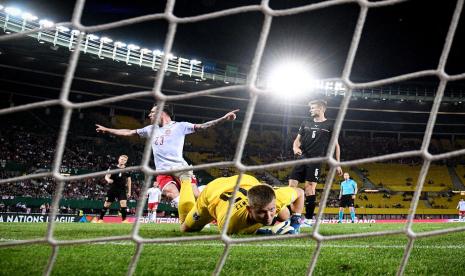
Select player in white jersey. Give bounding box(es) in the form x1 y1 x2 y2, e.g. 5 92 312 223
147 182 162 222
95 104 238 207
457 198 465 222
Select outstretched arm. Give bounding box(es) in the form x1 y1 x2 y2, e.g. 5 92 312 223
105 173 113 184
194 109 239 131
95 124 138 137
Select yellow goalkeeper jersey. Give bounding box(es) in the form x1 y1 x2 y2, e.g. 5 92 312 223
197 175 297 234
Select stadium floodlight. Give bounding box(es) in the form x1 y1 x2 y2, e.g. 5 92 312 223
5 7 21 16
21 13 37 21
189 59 201 77
21 12 38 31
37 19 54 42
128 44 140 50
266 61 317 98
126 44 140 64
39 19 54 28
176 57 188 75
152 50 163 69
53 26 70 46
68 30 80 50
153 49 163 56
162 53 177 71
3 7 22 31
112 41 126 60
139 48 151 66
84 34 99 53
57 26 70 32
98 37 113 58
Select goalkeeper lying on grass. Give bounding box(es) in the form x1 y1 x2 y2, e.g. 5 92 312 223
178 174 304 235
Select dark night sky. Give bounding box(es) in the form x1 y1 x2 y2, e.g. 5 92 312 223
2 0 465 82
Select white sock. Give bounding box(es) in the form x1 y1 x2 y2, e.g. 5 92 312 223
152 212 157 222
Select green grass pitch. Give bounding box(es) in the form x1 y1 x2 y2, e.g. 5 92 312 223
0 222 464 275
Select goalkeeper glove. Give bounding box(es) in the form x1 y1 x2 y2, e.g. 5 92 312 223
271 220 295 235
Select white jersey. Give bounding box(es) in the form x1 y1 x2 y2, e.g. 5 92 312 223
147 187 162 203
458 201 465 211
137 121 195 171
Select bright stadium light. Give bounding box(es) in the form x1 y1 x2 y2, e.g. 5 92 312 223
57 26 70 32
126 44 140 64
266 61 317 98
98 36 113 58
39 19 54 28
139 48 151 66
53 26 70 46
69 30 80 50
112 41 126 60
20 12 38 31
176 57 188 75
3 7 22 31
84 34 99 53
189 59 201 77
5 7 21 16
21 12 38 21
152 50 163 69
37 19 54 42
128 44 140 50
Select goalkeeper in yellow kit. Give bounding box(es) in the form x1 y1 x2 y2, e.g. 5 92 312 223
178 174 304 235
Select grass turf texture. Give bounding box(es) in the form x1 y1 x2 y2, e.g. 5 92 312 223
0 223 464 275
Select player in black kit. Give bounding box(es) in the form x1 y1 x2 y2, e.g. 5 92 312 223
288 100 342 226
95 155 132 223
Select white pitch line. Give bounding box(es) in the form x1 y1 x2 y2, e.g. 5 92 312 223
1 238 464 249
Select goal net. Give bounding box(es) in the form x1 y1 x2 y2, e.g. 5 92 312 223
1 0 465 275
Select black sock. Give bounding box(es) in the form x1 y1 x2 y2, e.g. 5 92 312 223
121 208 127 220
99 207 108 220
305 195 316 219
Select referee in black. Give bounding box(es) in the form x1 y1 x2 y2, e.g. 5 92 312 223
288 99 342 226
96 155 132 223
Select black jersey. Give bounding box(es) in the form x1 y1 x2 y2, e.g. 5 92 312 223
297 119 334 157
107 165 130 191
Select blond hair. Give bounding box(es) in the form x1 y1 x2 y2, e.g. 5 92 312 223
308 99 327 111
247 184 275 208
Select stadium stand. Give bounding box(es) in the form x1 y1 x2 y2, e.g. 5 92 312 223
1 110 463 218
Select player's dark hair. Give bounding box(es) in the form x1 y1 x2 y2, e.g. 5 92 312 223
153 103 174 118
248 184 275 208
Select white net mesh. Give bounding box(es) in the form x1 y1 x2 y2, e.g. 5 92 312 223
1 0 465 275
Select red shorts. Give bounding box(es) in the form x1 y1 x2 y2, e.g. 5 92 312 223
156 174 197 191
148 202 159 210
459 211 465 216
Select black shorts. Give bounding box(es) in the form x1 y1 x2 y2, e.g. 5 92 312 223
289 162 321 183
105 189 127 202
340 194 354 208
